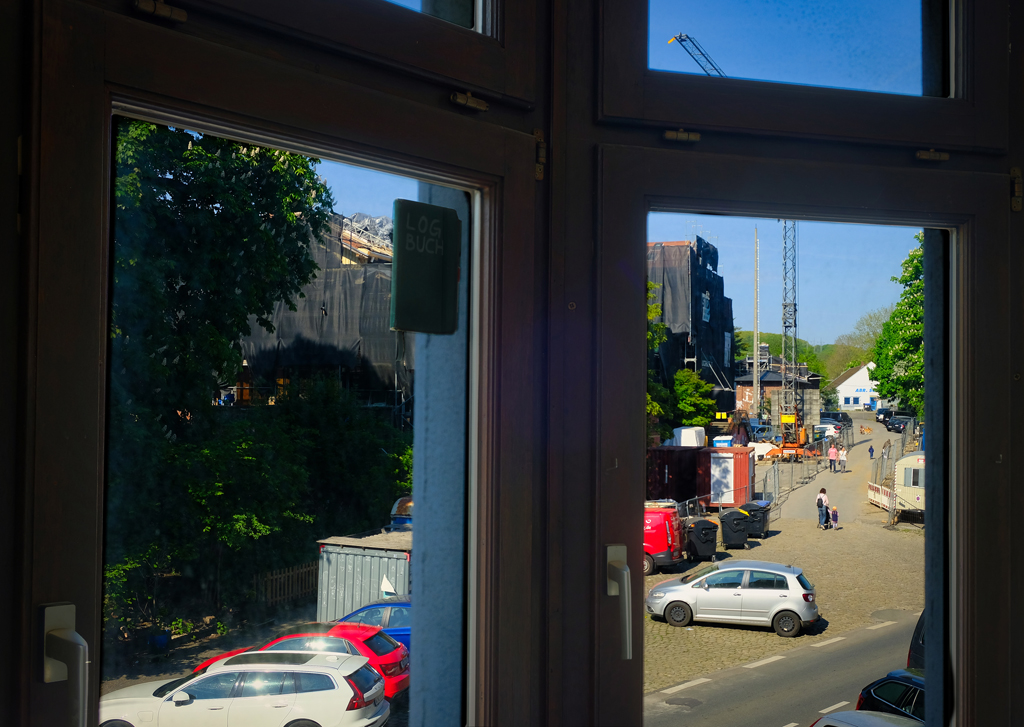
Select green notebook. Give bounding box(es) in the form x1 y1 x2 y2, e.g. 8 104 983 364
390 199 461 334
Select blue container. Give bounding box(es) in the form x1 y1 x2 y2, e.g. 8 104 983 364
713 436 733 448
148 630 171 652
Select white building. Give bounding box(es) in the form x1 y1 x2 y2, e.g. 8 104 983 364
831 362 879 411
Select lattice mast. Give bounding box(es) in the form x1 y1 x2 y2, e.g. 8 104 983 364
753 226 760 417
781 220 799 446
668 34 728 77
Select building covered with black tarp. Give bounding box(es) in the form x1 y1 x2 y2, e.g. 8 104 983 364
647 237 735 411
239 262 413 406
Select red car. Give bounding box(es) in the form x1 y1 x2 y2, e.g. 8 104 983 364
192 622 410 699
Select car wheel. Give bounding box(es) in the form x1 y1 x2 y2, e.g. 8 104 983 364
665 601 693 627
642 554 655 576
772 610 802 637
100 722 134 727
286 721 323 727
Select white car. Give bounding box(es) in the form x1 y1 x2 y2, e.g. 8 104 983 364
99 651 390 727
644 560 820 637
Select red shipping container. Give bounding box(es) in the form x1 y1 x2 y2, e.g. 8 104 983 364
699 447 755 508
646 446 707 504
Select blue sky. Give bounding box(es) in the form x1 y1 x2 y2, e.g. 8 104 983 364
316 160 419 220
649 0 923 95
648 213 921 344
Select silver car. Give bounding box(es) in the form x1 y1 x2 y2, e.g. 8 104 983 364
644 560 819 637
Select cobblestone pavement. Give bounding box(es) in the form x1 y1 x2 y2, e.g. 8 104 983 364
643 416 925 695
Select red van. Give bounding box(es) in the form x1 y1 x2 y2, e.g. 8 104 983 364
643 501 683 575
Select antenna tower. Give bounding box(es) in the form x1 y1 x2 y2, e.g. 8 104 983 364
781 220 798 445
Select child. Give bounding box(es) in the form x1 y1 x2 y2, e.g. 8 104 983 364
830 506 839 530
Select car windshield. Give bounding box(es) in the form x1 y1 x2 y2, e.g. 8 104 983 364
679 563 718 585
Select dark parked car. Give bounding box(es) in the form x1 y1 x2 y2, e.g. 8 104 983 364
882 409 915 424
856 669 925 722
887 417 912 433
907 611 925 669
876 408 891 423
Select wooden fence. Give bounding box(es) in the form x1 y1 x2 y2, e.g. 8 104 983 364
253 561 318 607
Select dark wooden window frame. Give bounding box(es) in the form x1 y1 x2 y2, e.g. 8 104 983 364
198 0 537 106
593 143 1007 725
25 4 539 724
600 0 1008 151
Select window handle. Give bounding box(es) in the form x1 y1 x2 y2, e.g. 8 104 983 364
41 603 89 727
606 544 632 660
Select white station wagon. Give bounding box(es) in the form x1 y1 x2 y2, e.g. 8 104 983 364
645 560 820 637
99 651 390 727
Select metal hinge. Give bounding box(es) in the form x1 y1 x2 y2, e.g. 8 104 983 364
533 129 547 181
133 0 187 22
1012 168 1022 212
915 149 949 161
450 91 488 112
664 129 701 143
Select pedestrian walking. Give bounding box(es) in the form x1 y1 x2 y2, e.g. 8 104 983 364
828 444 838 472
869 444 875 459
839 446 848 473
816 488 830 530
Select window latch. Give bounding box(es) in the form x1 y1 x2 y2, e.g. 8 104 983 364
450 91 489 112
664 129 701 143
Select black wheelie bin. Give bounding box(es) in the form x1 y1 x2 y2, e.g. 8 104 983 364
740 500 772 539
719 510 750 550
683 518 718 561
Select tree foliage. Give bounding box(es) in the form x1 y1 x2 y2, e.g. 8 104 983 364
672 369 718 427
870 235 925 415
733 330 826 376
821 305 895 380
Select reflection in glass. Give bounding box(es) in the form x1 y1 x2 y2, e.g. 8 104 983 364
102 119 423 716
649 0 934 96
384 0 474 29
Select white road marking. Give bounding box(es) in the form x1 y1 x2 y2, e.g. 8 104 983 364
820 701 850 713
661 678 711 694
782 723 800 727
810 636 846 648
743 655 785 669
867 621 897 630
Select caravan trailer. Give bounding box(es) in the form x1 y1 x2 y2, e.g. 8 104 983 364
868 450 926 513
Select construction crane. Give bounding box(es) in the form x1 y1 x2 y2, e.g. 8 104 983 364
780 220 800 451
668 34 727 77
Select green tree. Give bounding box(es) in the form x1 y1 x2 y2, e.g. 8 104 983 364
870 235 925 415
112 119 335 427
673 369 718 427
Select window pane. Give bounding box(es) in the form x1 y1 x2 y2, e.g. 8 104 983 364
184 672 240 700
295 673 336 693
99 117 473 727
648 0 941 97
873 680 911 706
747 571 780 589
642 213 930 724
364 632 400 656
383 0 475 29
387 606 411 628
240 671 287 697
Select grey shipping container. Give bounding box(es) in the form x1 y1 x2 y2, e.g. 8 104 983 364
316 530 412 623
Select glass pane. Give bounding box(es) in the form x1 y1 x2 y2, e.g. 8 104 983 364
100 117 473 726
384 0 475 29
648 0 944 97
643 213 929 725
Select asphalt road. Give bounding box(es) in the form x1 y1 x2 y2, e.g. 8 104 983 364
643 608 919 727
